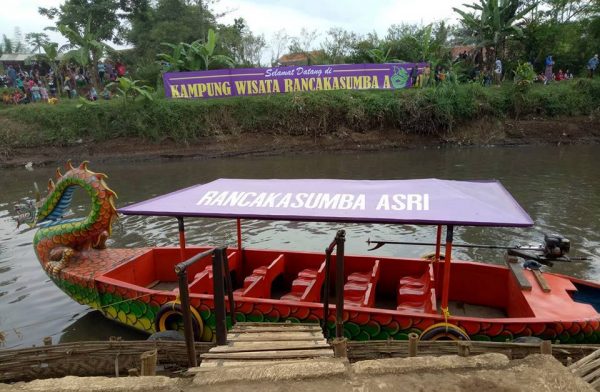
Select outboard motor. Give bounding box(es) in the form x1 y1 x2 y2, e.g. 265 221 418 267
543 234 570 259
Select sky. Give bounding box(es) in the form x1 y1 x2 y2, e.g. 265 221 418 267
0 0 466 52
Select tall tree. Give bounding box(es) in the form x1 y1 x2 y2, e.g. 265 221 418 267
39 0 125 44
2 35 14 54
218 18 266 67
13 27 27 53
269 29 290 66
127 0 217 61
288 28 320 65
321 27 358 64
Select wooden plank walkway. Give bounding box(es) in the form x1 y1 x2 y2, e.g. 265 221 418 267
569 348 600 390
199 322 333 368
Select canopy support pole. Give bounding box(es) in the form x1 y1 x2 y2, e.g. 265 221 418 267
440 225 454 315
434 225 442 280
335 230 346 339
236 218 244 269
177 216 186 262
236 219 242 250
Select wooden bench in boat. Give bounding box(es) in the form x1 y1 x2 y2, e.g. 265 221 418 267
186 252 237 295
396 263 437 313
344 260 380 308
234 254 285 298
281 260 326 303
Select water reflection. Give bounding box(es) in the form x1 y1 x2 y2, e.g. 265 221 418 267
59 311 148 344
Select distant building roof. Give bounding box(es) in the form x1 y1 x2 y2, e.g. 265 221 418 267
451 45 477 59
278 50 324 66
0 53 32 62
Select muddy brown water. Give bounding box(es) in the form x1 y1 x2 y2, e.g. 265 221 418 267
0 145 599 348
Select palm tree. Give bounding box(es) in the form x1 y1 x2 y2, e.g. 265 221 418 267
2 34 14 54
453 0 537 67
25 33 50 54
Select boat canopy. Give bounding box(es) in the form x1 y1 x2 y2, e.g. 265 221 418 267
118 178 533 227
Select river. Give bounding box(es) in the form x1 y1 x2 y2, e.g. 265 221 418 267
1 145 599 348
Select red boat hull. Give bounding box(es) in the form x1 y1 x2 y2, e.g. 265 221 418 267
49 246 600 343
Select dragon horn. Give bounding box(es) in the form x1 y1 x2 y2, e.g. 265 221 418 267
66 160 74 171
55 168 62 180
48 179 55 192
79 161 89 171
95 172 108 180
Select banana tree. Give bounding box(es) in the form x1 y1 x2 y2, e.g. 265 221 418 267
453 0 538 68
27 42 62 93
49 16 113 88
158 29 235 71
157 42 187 72
107 76 154 101
367 47 398 63
185 29 235 70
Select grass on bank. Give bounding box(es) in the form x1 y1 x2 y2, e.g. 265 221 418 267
1 79 600 149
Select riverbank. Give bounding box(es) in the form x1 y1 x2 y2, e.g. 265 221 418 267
0 115 598 169
1 80 600 168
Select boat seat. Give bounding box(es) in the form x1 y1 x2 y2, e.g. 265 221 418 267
281 261 326 303
396 264 436 313
348 260 381 283
187 251 238 295
344 260 380 308
188 265 214 294
396 290 436 313
235 254 286 298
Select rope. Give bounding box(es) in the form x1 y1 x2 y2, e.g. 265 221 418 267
441 307 451 332
2 292 156 342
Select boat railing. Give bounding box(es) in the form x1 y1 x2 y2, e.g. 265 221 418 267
322 229 346 340
175 246 234 367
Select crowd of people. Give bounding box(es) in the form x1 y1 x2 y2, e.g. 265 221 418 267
1 60 126 105
476 53 598 86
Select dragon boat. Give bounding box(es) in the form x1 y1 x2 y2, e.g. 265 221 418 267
16 161 600 343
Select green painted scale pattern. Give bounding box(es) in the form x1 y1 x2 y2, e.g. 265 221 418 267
33 162 117 266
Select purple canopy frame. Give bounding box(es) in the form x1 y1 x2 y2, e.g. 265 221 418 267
118 178 533 227
118 178 534 321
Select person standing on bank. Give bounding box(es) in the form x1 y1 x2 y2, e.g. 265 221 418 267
544 55 554 84
494 58 502 85
587 54 599 78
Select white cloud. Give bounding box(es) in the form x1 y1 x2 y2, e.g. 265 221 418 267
1 0 467 56
215 0 465 44
0 0 65 47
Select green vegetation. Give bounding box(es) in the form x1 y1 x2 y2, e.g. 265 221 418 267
2 79 599 149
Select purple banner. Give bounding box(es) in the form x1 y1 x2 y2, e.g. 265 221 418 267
163 63 426 99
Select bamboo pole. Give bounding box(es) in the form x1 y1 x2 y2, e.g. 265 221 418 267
408 333 418 357
140 349 157 376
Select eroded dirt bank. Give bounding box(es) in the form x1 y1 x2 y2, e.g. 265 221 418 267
1 116 599 169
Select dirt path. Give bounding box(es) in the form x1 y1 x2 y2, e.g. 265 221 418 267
2 354 593 392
